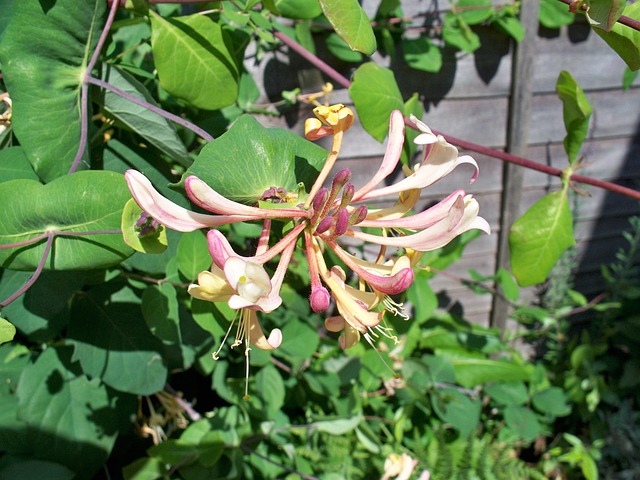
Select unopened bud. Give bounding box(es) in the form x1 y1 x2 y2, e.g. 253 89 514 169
134 212 161 238
312 187 329 212
334 208 349 236
310 286 331 312
315 216 334 234
349 205 368 225
339 183 355 208
331 169 351 191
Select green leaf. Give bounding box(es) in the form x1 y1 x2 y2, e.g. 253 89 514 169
402 37 443 73
431 387 481 437
68 296 168 395
503 406 542 442
539 0 575 28
16 347 121 478
183 114 327 204
255 364 285 417
532 387 571 417
406 270 437 322
623 66 639 90
122 457 166 480
326 32 364 63
485 381 529 406
311 414 362 434
496 268 519 301
276 318 320 361
443 13 481 53
0 317 15 344
584 0 626 31
556 70 592 165
0 171 134 271
455 0 493 25
0 460 75 480
263 0 322 19
349 63 404 142
176 230 210 281
142 283 181 344
493 14 526 42
121 198 168 254
102 65 190 165
0 0 105 182
150 11 239 110
451 357 530 388
509 190 576 287
593 2 640 71
319 0 377 56
0 147 39 182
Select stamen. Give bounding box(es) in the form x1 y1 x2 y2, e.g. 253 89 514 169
383 296 409 320
212 310 240 360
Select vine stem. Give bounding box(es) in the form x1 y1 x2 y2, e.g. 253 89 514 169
273 28 640 201
87 76 214 142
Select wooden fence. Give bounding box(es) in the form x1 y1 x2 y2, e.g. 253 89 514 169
249 1 640 328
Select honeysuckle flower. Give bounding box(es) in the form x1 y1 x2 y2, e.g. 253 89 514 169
381 453 419 480
124 104 490 361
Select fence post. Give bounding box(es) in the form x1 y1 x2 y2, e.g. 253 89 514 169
490 0 541 332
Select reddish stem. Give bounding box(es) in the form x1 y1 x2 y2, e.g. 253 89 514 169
557 0 640 31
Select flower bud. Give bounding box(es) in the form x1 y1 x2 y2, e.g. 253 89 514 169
334 208 350 236
339 183 355 208
312 187 329 212
315 216 334 234
310 285 331 312
349 205 368 225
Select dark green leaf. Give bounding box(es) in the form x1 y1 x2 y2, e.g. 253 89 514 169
255 364 285 417
0 0 105 181
68 296 168 395
585 0 626 31
102 65 190 165
16 347 120 477
509 190 576 286
0 171 133 271
485 382 528 406
452 357 530 388
176 230 210 281
142 283 181 344
349 63 404 142
0 460 75 480
150 12 239 110
183 114 327 204
319 0 377 55
532 387 571 417
503 406 542 442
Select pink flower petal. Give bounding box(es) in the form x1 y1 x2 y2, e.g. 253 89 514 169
125 170 254 232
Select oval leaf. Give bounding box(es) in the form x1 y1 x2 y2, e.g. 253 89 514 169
593 3 640 71
182 114 327 204
150 12 239 110
556 70 592 165
319 0 376 55
509 190 576 287
349 63 404 142
0 171 134 271
0 0 105 182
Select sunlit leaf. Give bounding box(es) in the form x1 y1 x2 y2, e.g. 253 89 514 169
319 0 377 55
556 70 592 165
593 2 640 71
349 63 404 142
0 317 15 344
539 0 575 28
182 114 327 204
150 11 239 110
509 190 576 287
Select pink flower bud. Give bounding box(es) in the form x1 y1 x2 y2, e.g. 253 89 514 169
310 286 331 312
349 205 368 225
331 169 351 191
315 216 334 234
312 187 329 212
334 208 350 236
339 183 355 208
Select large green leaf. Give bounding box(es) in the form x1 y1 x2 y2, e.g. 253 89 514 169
0 147 39 182
0 171 134 271
509 190 576 287
182 114 327 204
102 65 190 165
0 0 105 182
319 0 377 55
593 2 640 71
68 296 167 395
431 387 481 437
150 12 239 110
349 63 404 142
402 37 443 73
556 70 592 165
16 347 121 478
455 0 493 25
539 0 575 28
584 0 626 31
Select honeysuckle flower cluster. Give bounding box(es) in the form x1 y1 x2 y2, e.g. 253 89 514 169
125 105 489 396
